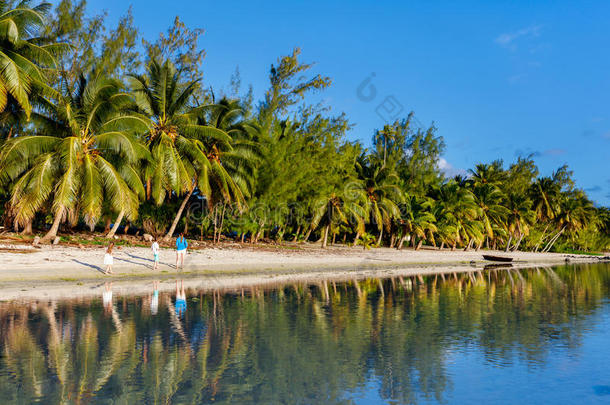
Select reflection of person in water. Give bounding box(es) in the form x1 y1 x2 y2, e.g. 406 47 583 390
102 282 123 332
175 279 186 317
103 282 113 313
151 280 159 315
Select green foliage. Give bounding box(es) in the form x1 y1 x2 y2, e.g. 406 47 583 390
0 0 607 252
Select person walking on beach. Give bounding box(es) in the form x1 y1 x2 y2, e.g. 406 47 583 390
175 233 188 269
151 237 160 270
104 242 115 275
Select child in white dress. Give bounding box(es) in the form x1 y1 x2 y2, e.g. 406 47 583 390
104 242 114 275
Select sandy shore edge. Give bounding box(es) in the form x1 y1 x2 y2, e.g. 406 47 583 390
0 243 605 300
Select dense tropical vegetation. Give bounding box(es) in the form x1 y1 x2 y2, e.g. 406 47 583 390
0 1 608 253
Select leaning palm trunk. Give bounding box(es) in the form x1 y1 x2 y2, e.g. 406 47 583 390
377 228 383 246
42 207 65 242
321 225 329 248
303 228 312 243
106 210 125 238
352 231 360 247
512 233 524 252
534 224 550 252
164 186 195 241
292 226 301 242
397 235 406 250
505 235 513 252
543 226 566 253
19 219 32 235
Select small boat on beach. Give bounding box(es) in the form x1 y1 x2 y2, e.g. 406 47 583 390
482 254 513 263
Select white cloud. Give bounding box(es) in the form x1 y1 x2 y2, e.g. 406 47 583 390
438 158 467 178
495 25 542 47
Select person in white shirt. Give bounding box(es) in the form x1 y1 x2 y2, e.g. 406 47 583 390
151 238 160 270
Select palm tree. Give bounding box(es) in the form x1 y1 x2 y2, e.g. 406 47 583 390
430 180 480 250
471 184 509 249
194 97 259 204
354 155 403 245
129 59 248 240
530 176 561 251
543 191 594 252
396 195 437 250
505 193 534 251
0 75 145 241
0 1 66 116
468 160 506 187
310 188 366 248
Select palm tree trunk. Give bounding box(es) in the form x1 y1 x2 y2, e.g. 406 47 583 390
505 235 513 252
292 226 301 242
543 226 566 252
352 231 360 247
41 207 64 242
20 219 32 235
146 178 152 200
164 186 195 241
534 224 550 252
397 235 406 250
321 225 329 248
512 233 524 252
415 240 423 250
440 242 445 250
106 210 125 238
377 227 383 246
303 228 312 243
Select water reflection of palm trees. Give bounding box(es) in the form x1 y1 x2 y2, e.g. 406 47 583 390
0 263 608 403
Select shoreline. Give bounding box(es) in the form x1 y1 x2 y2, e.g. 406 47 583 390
0 242 605 301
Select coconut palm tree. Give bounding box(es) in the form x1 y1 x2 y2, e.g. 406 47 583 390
194 97 260 205
430 180 480 250
0 75 146 241
354 155 403 245
129 59 249 240
543 191 594 252
0 1 67 117
310 188 366 248
504 192 534 251
468 160 506 187
471 183 509 249
396 195 437 250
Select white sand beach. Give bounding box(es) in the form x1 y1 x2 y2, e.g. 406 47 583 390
0 242 604 300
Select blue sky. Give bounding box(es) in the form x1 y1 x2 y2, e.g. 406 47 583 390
86 0 610 206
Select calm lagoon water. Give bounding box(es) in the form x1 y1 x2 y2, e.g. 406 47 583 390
1 263 609 404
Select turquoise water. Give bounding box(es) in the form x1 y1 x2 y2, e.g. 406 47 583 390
0 263 609 404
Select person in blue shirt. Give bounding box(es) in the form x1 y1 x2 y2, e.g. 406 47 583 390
175 233 188 269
